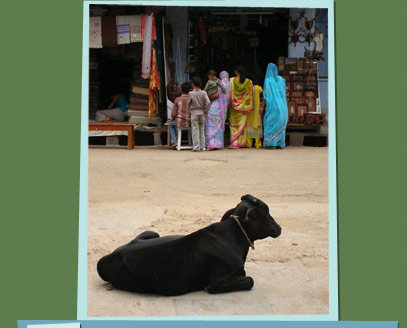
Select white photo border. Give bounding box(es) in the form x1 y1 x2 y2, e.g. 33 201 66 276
78 0 337 321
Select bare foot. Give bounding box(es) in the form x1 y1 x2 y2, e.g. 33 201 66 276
102 117 113 123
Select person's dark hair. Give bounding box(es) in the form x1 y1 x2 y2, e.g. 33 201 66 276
236 66 248 83
181 82 191 94
192 76 202 88
208 69 217 77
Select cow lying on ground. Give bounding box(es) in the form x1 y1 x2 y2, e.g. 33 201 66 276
97 194 281 296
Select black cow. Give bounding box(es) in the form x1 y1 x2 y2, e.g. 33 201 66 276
97 194 281 296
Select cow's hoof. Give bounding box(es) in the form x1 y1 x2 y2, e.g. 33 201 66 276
247 277 254 289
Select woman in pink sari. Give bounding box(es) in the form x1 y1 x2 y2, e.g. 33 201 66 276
205 71 231 150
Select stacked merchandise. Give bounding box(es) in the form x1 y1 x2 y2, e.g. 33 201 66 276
127 63 161 126
278 57 326 125
128 62 150 113
89 49 101 119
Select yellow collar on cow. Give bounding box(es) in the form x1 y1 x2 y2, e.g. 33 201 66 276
230 215 255 250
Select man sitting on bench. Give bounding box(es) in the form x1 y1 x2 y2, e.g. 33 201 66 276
95 90 129 123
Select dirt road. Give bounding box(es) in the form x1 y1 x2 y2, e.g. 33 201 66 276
87 146 329 317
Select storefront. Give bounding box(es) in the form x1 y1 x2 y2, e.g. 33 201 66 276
164 7 289 93
89 6 164 120
88 5 328 145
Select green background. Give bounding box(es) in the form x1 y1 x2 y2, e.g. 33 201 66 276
1 0 406 327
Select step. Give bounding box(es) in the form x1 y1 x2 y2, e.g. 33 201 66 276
128 116 161 125
127 110 157 117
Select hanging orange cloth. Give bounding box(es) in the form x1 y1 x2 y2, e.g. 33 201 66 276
148 47 159 117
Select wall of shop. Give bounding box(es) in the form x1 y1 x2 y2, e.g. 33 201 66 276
288 9 316 58
288 8 329 116
316 9 328 115
165 7 189 85
316 9 328 78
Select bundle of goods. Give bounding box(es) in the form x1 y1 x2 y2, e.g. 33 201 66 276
127 85 161 126
127 51 160 125
129 62 149 112
278 56 324 125
128 86 149 112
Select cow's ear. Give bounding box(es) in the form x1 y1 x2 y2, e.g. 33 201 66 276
244 208 255 223
221 208 236 222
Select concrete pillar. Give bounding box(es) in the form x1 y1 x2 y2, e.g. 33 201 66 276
289 133 304 146
153 132 162 146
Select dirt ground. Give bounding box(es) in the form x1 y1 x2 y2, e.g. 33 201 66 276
87 146 329 317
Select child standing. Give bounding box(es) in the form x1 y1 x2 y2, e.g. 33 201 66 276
188 76 211 152
204 69 226 100
246 84 264 149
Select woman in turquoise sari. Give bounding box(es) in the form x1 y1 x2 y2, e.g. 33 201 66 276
205 71 231 150
263 63 288 148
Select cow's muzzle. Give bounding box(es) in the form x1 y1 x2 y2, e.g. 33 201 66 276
270 224 282 238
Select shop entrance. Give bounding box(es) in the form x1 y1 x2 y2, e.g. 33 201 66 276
185 7 289 85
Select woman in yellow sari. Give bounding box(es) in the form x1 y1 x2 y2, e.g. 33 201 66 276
228 66 254 148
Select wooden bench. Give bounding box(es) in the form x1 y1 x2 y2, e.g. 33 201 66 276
88 123 137 150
